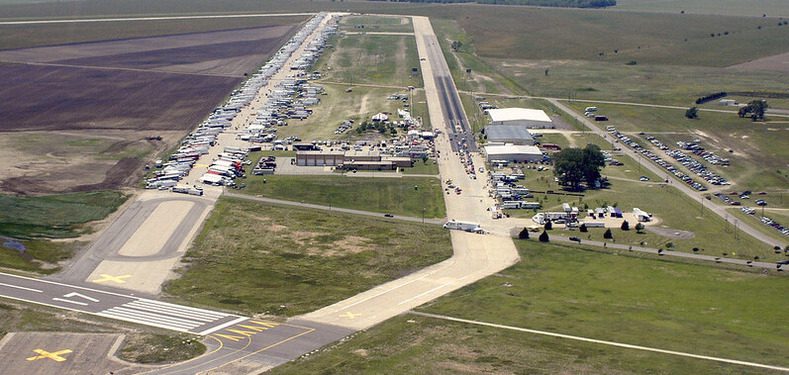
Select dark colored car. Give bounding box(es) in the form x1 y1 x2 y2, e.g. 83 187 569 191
569 236 582 243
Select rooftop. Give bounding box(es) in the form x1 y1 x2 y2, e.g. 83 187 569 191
488 108 552 123
484 144 542 155
484 125 534 142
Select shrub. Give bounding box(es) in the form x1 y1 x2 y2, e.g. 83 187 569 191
539 231 550 243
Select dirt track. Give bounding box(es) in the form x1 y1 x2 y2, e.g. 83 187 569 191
729 51 789 73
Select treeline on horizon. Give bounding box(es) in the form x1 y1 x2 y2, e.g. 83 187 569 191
366 0 617 8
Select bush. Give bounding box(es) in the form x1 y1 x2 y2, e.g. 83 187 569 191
603 228 613 239
518 228 530 240
621 220 630 231
579 223 588 232
539 231 550 243
544 220 553 230
635 222 645 233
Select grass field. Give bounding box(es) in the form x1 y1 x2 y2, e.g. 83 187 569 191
339 14 413 33
0 191 127 239
615 0 789 17
274 84 407 141
271 241 788 374
0 239 81 274
164 197 452 316
567 102 789 193
492 58 789 105
317 33 422 88
240 174 445 218
0 16 306 50
402 159 439 175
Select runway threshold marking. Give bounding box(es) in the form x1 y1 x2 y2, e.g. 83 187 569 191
212 320 280 342
92 274 131 284
339 312 361 319
26 348 72 362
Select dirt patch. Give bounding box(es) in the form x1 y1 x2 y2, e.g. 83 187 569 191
728 51 789 73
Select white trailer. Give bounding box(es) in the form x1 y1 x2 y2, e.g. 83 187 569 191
443 220 484 234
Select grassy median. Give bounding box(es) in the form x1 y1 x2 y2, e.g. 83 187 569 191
241 174 445 219
164 197 452 316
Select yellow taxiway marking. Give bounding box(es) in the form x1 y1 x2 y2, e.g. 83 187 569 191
339 312 361 319
26 349 72 362
92 274 131 284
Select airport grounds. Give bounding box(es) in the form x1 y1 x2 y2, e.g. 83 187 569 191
0 1 787 373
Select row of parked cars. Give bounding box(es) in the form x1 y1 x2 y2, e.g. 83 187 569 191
608 126 707 191
646 135 729 186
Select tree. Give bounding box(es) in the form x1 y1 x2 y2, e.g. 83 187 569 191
579 223 588 232
518 228 530 240
685 106 698 119
603 228 613 239
539 231 550 243
738 100 768 121
553 144 605 190
451 40 463 51
544 220 553 230
635 222 645 233
621 220 630 231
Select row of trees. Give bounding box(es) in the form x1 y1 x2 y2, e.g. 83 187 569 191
369 0 616 8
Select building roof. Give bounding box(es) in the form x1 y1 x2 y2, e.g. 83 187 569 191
484 125 534 142
484 144 542 156
488 108 552 123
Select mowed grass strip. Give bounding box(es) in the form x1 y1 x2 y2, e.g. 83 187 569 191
269 314 772 375
241 175 445 219
164 197 452 316
421 241 789 367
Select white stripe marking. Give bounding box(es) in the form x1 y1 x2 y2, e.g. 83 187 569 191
101 310 197 330
128 300 228 320
106 307 202 328
398 284 448 305
52 298 88 306
96 313 191 333
132 299 230 318
0 283 42 293
124 304 218 322
198 316 250 336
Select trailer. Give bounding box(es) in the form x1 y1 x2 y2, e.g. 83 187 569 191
443 220 484 234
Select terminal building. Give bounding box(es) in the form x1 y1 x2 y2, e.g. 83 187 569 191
296 150 413 170
487 108 553 129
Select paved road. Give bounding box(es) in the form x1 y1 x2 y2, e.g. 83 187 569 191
224 191 444 225
548 98 786 249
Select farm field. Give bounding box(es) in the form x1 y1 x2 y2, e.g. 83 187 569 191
164 197 452 316
338 14 413 33
0 22 300 193
240 174 446 219
271 241 789 375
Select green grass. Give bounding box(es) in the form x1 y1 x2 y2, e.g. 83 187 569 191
164 197 452 316
271 242 788 375
0 191 127 239
567 102 789 192
421 241 789 367
0 239 81 274
339 14 413 33
615 0 789 17
0 15 306 50
118 333 206 364
402 159 439 175
318 33 422 88
492 58 789 105
241 174 445 218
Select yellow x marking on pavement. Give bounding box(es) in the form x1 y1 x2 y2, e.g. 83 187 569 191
339 312 361 319
92 274 131 284
26 349 72 362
